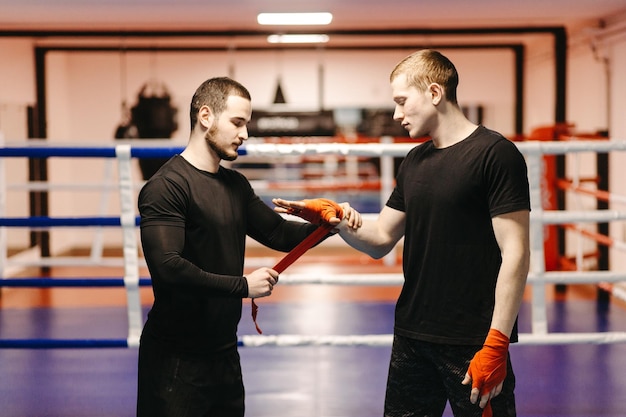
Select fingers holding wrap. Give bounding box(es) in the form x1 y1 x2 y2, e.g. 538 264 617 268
338 202 362 229
245 267 279 298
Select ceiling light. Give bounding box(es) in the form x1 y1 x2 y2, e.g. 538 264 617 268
257 12 333 26
267 34 330 44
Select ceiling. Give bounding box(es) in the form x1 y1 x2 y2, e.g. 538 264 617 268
1 0 625 31
1 0 625 50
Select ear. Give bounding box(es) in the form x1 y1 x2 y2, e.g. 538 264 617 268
198 105 215 129
428 83 444 105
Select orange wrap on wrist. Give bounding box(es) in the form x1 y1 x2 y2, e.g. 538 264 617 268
466 328 510 417
287 198 343 225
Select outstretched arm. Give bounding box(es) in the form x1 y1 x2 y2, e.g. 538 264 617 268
272 197 353 227
273 198 405 259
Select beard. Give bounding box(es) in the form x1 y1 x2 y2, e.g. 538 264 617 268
204 124 238 161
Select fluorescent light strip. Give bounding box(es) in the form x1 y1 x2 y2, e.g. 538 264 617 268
267 34 330 44
257 12 333 26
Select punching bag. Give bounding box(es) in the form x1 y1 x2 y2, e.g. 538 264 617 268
130 82 178 180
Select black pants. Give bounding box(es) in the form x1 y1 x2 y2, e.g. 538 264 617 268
136 335 244 417
384 334 516 417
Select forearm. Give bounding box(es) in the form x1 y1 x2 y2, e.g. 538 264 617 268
490 249 530 337
488 210 530 337
337 222 395 259
248 197 320 252
141 224 248 296
334 205 404 258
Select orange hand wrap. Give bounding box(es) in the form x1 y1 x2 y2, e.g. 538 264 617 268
251 223 334 334
286 198 344 225
466 328 510 417
251 199 342 334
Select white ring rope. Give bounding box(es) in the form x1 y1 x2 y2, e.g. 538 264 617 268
536 209 626 223
4 256 145 268
241 334 394 347
2 138 626 347
8 181 145 192
237 332 626 347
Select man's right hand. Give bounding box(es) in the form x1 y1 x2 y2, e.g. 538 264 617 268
245 267 279 298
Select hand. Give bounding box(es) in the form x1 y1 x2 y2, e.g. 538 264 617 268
273 198 361 230
244 267 279 298
338 202 362 230
272 197 343 225
461 328 510 416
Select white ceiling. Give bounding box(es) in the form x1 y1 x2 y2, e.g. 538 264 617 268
0 0 625 32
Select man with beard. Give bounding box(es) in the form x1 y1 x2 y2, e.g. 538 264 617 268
136 77 357 417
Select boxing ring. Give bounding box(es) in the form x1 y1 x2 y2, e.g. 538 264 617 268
2 138 626 349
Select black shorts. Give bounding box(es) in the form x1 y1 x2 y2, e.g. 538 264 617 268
136 335 244 417
384 334 516 417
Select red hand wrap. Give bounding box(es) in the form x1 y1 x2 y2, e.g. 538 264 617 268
466 328 510 417
287 198 344 225
251 218 337 334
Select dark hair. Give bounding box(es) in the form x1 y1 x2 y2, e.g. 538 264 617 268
189 77 251 130
390 49 459 104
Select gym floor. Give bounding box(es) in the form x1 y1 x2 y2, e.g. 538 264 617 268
2 246 626 417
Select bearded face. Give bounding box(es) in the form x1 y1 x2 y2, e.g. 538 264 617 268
202 95 251 162
204 122 237 161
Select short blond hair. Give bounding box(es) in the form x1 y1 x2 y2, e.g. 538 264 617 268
390 49 459 104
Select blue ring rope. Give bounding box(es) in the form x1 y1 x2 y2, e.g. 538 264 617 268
0 146 247 158
0 338 247 349
0 278 152 287
0 339 130 349
0 215 141 227
0 147 118 158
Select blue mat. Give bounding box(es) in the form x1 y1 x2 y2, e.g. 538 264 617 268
1 300 626 416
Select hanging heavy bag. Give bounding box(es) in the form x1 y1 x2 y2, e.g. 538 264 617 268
131 83 178 180
114 103 139 141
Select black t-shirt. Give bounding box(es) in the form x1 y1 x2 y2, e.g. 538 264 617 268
138 155 316 353
386 126 530 345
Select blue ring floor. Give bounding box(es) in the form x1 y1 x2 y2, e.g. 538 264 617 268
1 297 626 416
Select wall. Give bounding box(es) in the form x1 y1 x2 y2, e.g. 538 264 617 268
31 46 522 253
0 26 625 271
0 39 35 250
45 48 517 142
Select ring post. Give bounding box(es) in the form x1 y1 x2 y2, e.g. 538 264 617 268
115 144 142 348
